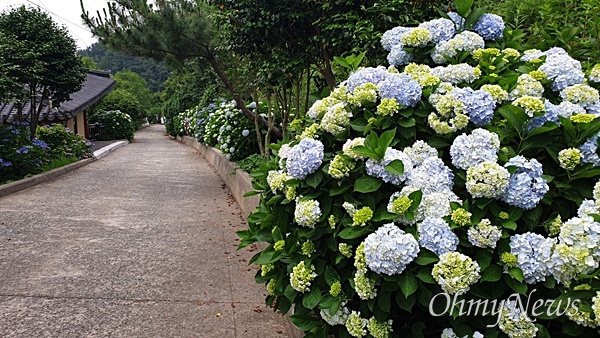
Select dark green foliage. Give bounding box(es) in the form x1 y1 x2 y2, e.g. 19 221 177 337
78 42 169 92
36 124 92 160
235 153 268 174
0 5 87 138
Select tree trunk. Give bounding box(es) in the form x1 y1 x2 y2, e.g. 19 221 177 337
202 55 283 140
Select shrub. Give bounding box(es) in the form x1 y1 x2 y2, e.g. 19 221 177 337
37 124 92 160
201 99 258 161
0 122 50 183
239 3 600 337
94 88 146 126
89 110 135 141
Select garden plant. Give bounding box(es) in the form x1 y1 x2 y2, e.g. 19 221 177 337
237 1 600 337
89 110 135 141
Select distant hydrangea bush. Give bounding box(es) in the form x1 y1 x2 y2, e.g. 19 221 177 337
174 99 258 161
239 2 600 337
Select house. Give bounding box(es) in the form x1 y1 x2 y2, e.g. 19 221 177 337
0 70 116 139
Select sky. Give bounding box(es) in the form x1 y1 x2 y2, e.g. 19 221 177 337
1 0 112 50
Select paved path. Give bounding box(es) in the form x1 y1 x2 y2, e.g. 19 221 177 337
0 125 292 337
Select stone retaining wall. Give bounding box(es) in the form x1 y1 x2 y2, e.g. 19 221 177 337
177 136 260 217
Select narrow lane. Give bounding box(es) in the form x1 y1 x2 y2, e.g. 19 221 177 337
0 125 290 337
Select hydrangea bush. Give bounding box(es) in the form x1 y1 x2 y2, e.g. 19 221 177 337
0 122 50 184
174 98 258 161
239 2 600 337
89 110 135 141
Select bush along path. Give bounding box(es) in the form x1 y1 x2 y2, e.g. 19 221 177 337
239 2 600 338
0 125 292 337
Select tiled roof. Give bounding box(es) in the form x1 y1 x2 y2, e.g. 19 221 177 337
0 70 115 124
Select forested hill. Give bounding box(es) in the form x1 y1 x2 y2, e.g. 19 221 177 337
78 42 170 93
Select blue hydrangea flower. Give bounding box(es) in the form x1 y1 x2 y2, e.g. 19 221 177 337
286 138 325 179
473 14 505 40
418 18 456 43
510 232 556 284
501 156 549 209
407 157 455 194
381 26 412 51
527 101 562 131
580 132 600 167
387 45 413 67
346 67 389 93
365 148 413 185
32 139 50 149
378 74 422 107
418 217 459 256
447 12 465 30
453 87 496 125
363 223 420 275
538 49 585 92
450 128 500 170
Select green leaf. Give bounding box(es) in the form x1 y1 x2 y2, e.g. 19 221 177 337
526 122 558 137
399 271 419 298
398 117 416 128
289 314 323 332
350 145 379 159
302 287 322 309
502 220 517 230
324 266 340 286
396 292 416 312
504 274 527 294
306 171 323 188
384 159 404 175
414 248 439 265
338 226 373 239
498 104 528 136
455 0 474 17
377 292 392 313
350 118 368 132
329 185 351 196
416 269 435 284
333 56 351 69
354 176 383 193
243 190 261 197
376 128 396 158
507 267 525 282
481 264 502 282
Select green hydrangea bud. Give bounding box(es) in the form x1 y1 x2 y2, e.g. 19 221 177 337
451 208 472 226
352 207 373 226
329 281 342 297
274 240 286 251
501 252 518 268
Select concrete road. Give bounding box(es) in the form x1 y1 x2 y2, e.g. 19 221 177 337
0 125 292 337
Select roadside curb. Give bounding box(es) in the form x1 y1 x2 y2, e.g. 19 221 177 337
0 141 129 199
93 140 129 159
0 157 96 198
176 136 304 338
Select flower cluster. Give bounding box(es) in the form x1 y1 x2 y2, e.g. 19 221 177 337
289 261 317 293
285 138 325 179
363 223 419 275
498 300 538 338
432 251 481 295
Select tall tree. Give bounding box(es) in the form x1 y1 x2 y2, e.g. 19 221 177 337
0 6 87 138
80 0 282 138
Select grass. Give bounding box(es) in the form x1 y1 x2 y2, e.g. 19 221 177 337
39 156 80 172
